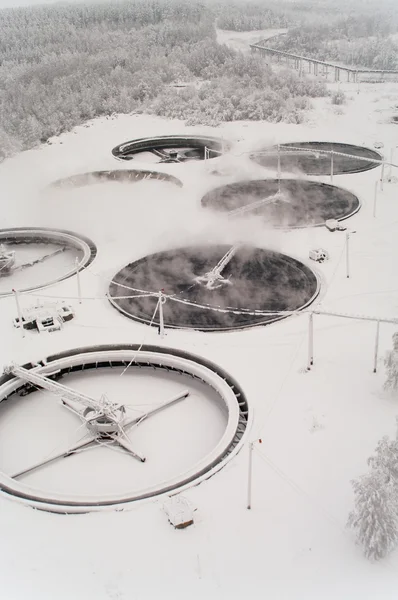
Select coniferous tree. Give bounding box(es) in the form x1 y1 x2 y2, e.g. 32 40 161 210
348 417 398 560
368 431 398 482
384 333 398 392
348 471 398 560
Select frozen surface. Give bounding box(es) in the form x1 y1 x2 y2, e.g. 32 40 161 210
0 368 226 496
0 81 397 599
0 243 82 294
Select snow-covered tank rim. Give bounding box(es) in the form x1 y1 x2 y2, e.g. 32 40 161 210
0 345 249 513
112 135 227 162
107 244 321 331
250 141 382 175
50 169 183 189
0 227 96 298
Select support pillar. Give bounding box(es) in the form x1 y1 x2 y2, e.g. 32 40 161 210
380 161 385 191
247 442 254 510
373 321 380 373
158 290 165 338
13 289 25 338
346 232 350 279
307 313 314 370
373 180 378 217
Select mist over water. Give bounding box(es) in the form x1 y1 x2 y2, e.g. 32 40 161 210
1 134 323 320
201 178 360 228
109 244 318 330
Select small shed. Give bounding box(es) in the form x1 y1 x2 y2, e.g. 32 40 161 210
163 496 195 529
309 248 329 263
325 219 346 232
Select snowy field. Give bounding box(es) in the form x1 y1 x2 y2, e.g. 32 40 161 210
0 81 398 599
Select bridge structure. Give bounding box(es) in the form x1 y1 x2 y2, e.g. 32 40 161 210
250 42 398 83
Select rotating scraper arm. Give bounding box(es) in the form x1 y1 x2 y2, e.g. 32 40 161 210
227 191 286 218
5 363 103 412
211 245 240 277
194 244 241 290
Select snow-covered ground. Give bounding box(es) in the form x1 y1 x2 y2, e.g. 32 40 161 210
216 27 287 53
0 82 398 599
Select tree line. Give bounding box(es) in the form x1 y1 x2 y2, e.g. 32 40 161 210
269 13 398 70
0 0 326 159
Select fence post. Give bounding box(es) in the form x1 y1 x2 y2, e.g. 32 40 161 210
373 320 380 373
330 151 334 184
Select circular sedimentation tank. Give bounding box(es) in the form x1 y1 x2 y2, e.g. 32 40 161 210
51 169 183 189
112 135 227 163
0 228 96 297
201 179 360 228
251 142 382 175
0 345 249 513
108 244 320 331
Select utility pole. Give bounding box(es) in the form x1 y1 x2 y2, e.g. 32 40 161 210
13 289 25 338
373 321 380 373
346 232 350 279
380 161 385 191
277 143 281 192
158 290 165 338
345 230 356 279
373 180 378 218
307 313 314 370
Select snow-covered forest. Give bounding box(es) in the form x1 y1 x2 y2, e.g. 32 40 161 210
216 1 289 32
267 2 398 70
1 0 398 157
0 0 328 158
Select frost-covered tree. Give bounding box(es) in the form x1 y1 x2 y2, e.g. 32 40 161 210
368 432 398 483
384 333 398 392
348 419 398 560
348 471 398 560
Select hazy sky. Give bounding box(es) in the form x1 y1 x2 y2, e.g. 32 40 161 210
0 0 84 8
0 0 385 9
